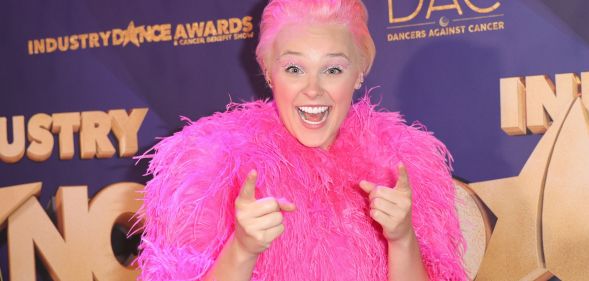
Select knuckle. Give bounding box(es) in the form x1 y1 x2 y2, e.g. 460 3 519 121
269 199 279 210
372 198 383 209
274 212 284 223
260 197 279 210
399 198 412 209
374 187 385 197
368 192 376 202
370 209 380 220
404 191 412 200
278 224 285 234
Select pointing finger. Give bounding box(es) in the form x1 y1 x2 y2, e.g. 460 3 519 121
277 198 296 212
396 163 410 193
359 180 376 194
239 169 258 202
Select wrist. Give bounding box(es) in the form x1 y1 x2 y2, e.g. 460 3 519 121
230 235 259 264
387 229 417 250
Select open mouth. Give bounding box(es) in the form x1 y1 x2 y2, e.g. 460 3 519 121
297 106 330 125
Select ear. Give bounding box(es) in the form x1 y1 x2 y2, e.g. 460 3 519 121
264 68 273 89
266 69 272 81
354 72 364 90
262 55 273 80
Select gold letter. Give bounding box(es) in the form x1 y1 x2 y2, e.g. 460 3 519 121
80 111 116 159
500 77 526 135
52 112 80 160
228 18 242 34
525 74 578 134
112 29 124 46
204 21 217 37
0 116 25 163
242 16 253 33
27 40 34 55
464 0 501 13
426 0 463 19
88 182 143 281
46 38 58 53
109 108 148 157
33 39 45 54
8 187 92 281
27 113 54 162
389 0 424 24
69 35 80 51
89 33 100 48
186 22 205 38
0 182 41 226
217 19 230 35
174 24 188 40
99 31 111 47
161 24 172 41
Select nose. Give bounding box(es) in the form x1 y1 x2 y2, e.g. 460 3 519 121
302 75 324 99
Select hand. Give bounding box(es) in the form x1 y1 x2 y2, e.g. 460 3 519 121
234 170 296 257
359 163 414 242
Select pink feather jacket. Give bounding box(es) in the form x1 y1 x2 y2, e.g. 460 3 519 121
136 98 467 280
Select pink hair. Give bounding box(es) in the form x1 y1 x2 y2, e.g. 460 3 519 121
255 0 377 74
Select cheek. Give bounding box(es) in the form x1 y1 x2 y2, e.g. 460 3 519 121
271 83 299 122
326 79 355 123
324 72 358 96
328 81 355 104
273 83 296 106
271 73 297 99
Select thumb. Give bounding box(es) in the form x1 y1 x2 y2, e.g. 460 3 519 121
359 180 376 194
395 163 411 192
277 198 296 212
238 170 257 202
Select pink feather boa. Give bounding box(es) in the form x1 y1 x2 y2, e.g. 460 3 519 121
136 97 467 280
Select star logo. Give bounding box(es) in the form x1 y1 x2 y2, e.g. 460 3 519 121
122 21 143 47
468 96 589 280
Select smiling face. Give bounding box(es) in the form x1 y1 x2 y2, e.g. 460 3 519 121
266 23 364 149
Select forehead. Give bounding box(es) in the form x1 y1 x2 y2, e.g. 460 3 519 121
272 22 357 61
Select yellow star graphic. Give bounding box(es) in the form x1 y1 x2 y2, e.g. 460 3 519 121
122 21 143 47
542 98 589 280
470 97 589 280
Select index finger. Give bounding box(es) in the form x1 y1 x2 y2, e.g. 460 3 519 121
238 169 257 202
395 163 410 192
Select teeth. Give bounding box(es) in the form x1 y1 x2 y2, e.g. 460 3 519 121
297 106 330 125
297 106 329 114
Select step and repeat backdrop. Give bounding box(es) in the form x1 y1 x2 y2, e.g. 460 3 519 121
1 0 588 280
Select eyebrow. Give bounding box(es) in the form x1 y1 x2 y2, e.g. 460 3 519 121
277 50 350 61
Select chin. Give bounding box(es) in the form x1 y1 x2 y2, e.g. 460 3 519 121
295 131 335 149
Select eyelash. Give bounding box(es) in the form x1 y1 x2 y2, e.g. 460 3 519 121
325 66 343 75
283 64 344 75
285 64 304 74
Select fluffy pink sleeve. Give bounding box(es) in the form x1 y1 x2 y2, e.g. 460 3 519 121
352 101 467 280
388 120 467 280
135 117 241 281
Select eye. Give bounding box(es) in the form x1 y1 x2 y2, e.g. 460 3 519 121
285 65 304 74
325 66 343 75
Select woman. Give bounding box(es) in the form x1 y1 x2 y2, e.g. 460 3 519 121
136 0 467 280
